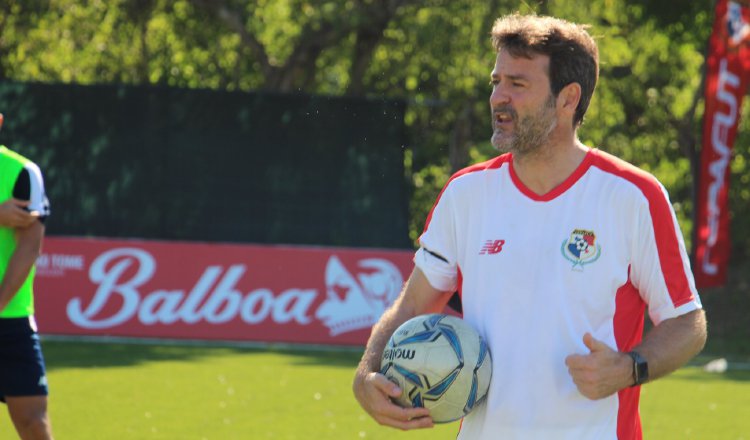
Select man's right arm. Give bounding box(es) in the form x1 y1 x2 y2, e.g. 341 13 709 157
353 267 453 430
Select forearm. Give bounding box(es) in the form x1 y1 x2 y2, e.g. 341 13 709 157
352 268 447 429
357 299 413 374
356 268 452 375
566 308 707 400
633 309 707 382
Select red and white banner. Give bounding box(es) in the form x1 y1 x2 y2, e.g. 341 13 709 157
695 0 750 288
33 236 415 346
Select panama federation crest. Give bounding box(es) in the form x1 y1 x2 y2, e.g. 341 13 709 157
561 229 601 271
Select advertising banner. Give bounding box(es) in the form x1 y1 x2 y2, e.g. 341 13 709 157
694 0 750 287
34 237 415 346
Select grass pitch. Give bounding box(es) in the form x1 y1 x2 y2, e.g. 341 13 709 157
0 340 747 439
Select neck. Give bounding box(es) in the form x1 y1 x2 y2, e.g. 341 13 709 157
511 133 589 196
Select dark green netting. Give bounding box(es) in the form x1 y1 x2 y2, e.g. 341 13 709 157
0 82 409 248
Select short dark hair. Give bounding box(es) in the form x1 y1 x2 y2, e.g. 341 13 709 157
491 14 599 127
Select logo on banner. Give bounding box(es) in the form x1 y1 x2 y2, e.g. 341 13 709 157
62 247 403 336
726 1 750 48
561 229 601 271
316 256 403 336
35 253 85 276
703 59 739 276
695 0 750 287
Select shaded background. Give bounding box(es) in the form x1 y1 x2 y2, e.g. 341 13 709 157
0 81 409 248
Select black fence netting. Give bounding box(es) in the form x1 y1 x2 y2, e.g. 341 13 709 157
0 81 410 248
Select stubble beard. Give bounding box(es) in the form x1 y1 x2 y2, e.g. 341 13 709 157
491 95 558 158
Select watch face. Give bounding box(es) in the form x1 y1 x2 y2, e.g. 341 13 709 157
637 360 648 380
629 351 648 386
635 354 648 384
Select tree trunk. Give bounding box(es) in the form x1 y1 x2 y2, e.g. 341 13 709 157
449 102 474 172
347 29 384 97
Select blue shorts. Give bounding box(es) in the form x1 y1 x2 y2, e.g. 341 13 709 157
0 317 49 402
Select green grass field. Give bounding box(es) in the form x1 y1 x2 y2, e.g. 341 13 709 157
0 340 747 439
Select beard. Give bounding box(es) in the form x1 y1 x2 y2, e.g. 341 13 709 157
491 95 558 157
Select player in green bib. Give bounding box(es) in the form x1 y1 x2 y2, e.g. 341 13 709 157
0 113 54 439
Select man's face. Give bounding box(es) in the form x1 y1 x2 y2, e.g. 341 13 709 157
489 51 558 155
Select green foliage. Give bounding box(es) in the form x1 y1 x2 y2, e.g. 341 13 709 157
0 0 747 260
569 3 706 250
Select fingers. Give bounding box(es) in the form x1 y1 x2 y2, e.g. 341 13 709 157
566 355 603 400
566 334 613 369
566 334 630 400
583 332 611 353
371 372 403 398
13 210 38 228
9 200 37 226
376 412 434 430
355 372 434 430
370 373 432 418
372 403 433 430
565 353 586 369
582 332 596 351
0 200 37 228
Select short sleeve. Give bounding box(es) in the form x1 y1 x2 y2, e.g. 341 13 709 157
414 183 458 292
13 162 51 219
630 183 701 325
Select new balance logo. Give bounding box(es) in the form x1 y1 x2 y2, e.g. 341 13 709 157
479 239 505 255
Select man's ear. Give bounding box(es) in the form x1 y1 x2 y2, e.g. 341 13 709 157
557 82 581 116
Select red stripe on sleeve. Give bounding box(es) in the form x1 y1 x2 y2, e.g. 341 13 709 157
591 150 695 308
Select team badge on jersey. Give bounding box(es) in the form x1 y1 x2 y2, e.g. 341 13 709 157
561 229 601 271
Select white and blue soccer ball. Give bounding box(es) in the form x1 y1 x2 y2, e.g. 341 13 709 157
380 313 492 423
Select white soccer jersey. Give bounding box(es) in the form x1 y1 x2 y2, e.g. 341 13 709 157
414 149 701 440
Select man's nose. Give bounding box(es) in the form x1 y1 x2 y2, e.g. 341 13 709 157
489 85 510 107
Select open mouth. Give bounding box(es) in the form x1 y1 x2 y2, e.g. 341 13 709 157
494 111 514 128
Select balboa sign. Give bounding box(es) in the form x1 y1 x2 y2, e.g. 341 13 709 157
34 237 414 346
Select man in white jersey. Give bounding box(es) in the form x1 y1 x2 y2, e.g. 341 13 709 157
353 14 707 440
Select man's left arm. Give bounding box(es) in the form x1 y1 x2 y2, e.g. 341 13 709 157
631 308 707 381
0 220 44 312
565 309 706 400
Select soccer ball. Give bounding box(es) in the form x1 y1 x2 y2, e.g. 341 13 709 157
379 313 492 423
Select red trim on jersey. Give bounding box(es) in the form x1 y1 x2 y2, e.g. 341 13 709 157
420 154 510 237
617 385 643 440
508 149 595 201
614 269 645 440
456 266 463 301
590 149 695 308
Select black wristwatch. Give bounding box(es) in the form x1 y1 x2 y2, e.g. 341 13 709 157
627 351 649 387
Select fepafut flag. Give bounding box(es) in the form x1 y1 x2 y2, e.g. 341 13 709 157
695 0 750 288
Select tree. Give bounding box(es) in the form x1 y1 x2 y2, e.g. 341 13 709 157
0 0 746 260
